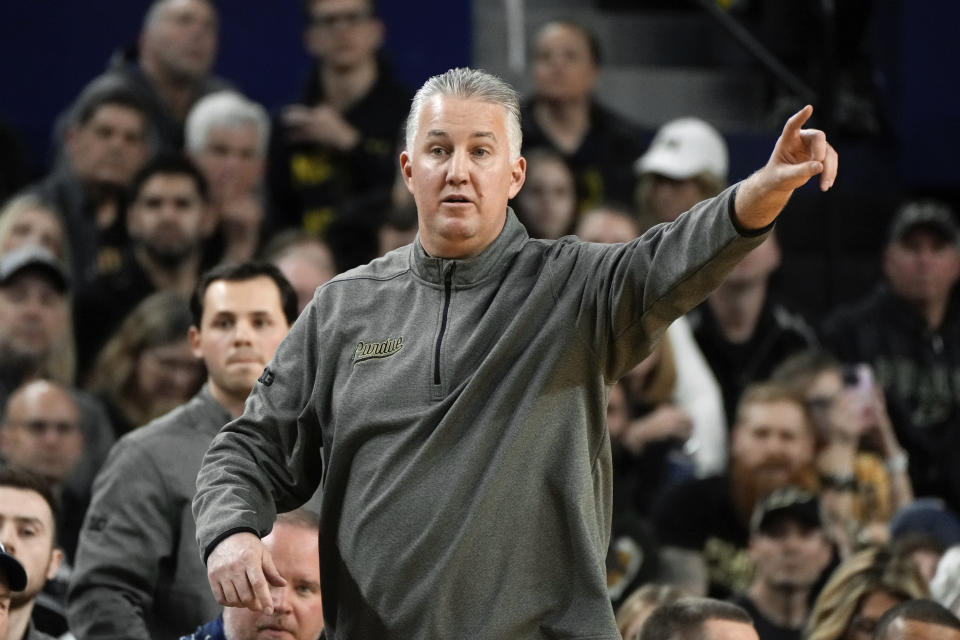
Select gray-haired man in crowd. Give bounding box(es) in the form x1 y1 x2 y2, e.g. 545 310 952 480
193 67 837 638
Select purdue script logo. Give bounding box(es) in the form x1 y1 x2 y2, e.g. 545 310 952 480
354 337 404 365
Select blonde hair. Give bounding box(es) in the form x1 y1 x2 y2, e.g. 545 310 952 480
806 546 929 640
615 583 687 637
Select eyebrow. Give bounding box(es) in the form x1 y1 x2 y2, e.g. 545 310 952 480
425 130 497 141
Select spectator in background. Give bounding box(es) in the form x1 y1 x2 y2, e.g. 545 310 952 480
0 468 66 640
513 148 577 239
376 205 417 258
887 498 960 583
806 546 928 640
268 0 410 237
85 292 202 437
78 0 228 151
186 91 270 264
262 230 336 314
772 350 914 552
73 154 212 377
653 383 819 598
522 20 645 214
874 599 960 640
580 206 728 477
0 195 69 263
690 233 817 426
32 84 151 285
822 200 960 516
0 540 28 639
931 545 960 618
638 597 758 640
0 248 73 404
732 487 833 640
179 509 324 640
0 381 85 558
68 262 296 640
634 117 728 230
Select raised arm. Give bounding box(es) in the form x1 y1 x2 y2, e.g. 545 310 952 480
734 105 838 230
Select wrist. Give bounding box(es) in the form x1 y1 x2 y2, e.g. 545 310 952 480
819 471 858 492
884 450 909 474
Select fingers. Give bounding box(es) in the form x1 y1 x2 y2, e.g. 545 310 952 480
246 564 274 614
262 547 288 588
820 142 838 191
782 104 814 138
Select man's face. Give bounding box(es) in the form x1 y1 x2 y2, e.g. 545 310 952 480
703 619 760 640
0 487 61 607
1 206 66 261
189 277 290 403
0 382 83 485
142 0 218 82
532 23 598 102
304 0 382 70
191 124 264 204
222 522 324 640
274 249 335 315
134 339 202 415
749 517 831 591
884 228 960 309
401 95 526 258
516 157 576 239
66 104 148 188
846 589 903 640
731 400 814 490
127 173 208 267
644 174 708 224
0 272 68 361
708 236 780 344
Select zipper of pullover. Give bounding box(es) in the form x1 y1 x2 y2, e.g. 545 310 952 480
433 266 454 386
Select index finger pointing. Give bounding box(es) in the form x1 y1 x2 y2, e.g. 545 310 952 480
782 104 814 137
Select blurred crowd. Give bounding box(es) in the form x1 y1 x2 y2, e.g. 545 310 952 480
0 1 959 639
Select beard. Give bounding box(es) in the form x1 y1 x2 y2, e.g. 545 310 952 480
141 238 198 269
730 456 817 525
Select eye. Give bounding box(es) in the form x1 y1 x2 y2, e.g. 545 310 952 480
473 148 489 157
429 147 447 157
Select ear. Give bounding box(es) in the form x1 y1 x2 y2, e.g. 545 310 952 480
188 325 203 359
507 156 526 199
399 151 414 194
46 547 63 581
369 19 385 50
200 203 218 237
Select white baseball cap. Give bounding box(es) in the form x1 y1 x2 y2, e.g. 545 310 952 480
634 117 729 182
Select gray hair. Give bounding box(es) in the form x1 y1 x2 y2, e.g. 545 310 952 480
404 67 522 161
185 91 270 155
143 0 216 33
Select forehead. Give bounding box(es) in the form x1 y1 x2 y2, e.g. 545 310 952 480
311 0 372 13
12 206 60 227
740 400 807 433
416 95 508 143
157 0 215 20
9 383 77 418
201 276 283 318
0 487 54 525
137 173 202 199
86 103 145 130
204 124 260 148
535 23 592 51
894 226 957 249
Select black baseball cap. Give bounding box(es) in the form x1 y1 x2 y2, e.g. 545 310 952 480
0 246 70 293
888 200 960 247
0 541 27 591
750 486 821 534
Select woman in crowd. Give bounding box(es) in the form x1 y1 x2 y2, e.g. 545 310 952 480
0 193 70 261
806 546 928 640
772 350 913 555
514 148 577 239
86 291 202 437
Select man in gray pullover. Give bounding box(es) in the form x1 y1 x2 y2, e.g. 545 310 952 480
193 67 838 639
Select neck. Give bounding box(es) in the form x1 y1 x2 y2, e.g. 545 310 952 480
134 246 202 297
141 55 197 122
208 382 248 418
747 580 810 628
320 57 378 111
532 96 591 153
8 599 35 640
916 297 949 330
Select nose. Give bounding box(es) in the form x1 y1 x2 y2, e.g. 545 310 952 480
446 149 469 185
232 319 255 345
270 585 292 614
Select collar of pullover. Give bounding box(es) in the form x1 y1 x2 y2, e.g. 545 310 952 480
409 208 529 287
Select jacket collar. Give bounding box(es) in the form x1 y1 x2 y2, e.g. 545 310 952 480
409 208 529 287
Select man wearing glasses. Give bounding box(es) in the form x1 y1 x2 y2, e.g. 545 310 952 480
268 0 411 240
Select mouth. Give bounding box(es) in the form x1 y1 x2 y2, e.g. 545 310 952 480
442 195 473 205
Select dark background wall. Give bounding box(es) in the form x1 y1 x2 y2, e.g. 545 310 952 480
0 0 471 173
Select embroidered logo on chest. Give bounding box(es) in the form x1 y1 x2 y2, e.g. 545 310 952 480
354 337 404 365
